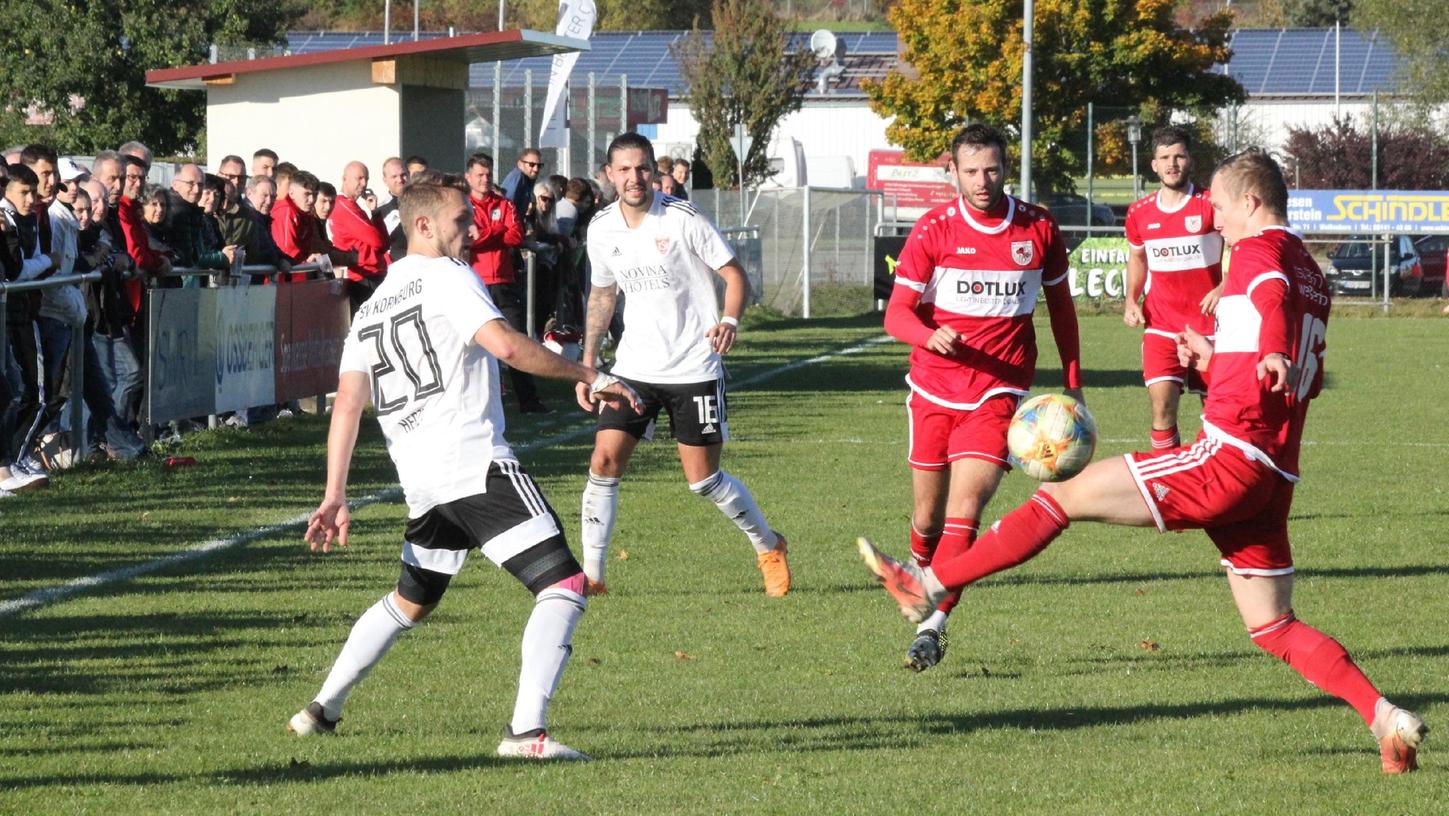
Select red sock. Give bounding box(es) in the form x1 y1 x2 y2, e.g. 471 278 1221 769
1249 611 1382 725
1150 426 1180 450
933 518 977 615
931 492 1068 591
909 525 941 568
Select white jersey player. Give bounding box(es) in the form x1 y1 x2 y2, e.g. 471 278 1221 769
576 132 790 597
290 183 641 761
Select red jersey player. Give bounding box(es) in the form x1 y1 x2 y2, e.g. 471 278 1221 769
1123 126 1224 450
882 123 1083 671
862 148 1427 773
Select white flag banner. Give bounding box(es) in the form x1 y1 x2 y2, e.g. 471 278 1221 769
538 0 596 149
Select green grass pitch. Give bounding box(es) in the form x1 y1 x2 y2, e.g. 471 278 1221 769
1 310 1445 814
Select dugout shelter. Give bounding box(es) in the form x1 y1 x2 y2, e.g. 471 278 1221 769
146 30 588 175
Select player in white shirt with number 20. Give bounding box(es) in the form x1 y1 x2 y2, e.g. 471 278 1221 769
578 132 790 598
289 182 641 761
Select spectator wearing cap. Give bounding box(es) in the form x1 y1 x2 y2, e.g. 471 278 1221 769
329 160 389 312
34 154 88 458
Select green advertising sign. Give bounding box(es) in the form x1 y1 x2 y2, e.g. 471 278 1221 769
1067 236 1130 300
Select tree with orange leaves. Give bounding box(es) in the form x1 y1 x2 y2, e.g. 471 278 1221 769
863 0 1244 196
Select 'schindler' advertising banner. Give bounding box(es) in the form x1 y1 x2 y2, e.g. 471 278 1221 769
1066 237 1130 300
1288 190 1449 233
214 286 278 414
275 280 350 402
538 0 596 149
147 288 217 423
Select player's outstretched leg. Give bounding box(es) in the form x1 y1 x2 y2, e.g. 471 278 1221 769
689 469 790 596
289 591 418 736
857 537 946 623
580 471 620 594
498 572 590 762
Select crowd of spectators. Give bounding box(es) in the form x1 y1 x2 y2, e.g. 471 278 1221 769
0 141 697 496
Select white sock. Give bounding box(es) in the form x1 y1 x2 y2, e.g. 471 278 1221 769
581 472 620 583
917 609 949 634
510 586 586 734
689 470 774 553
314 593 414 720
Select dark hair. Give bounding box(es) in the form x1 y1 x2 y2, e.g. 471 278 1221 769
203 173 227 198
219 154 246 170
410 169 444 186
274 162 298 182
466 152 493 171
1213 148 1289 216
20 143 58 166
404 154 428 167
1151 125 1194 153
291 170 320 193
316 181 337 198
949 123 1009 167
398 182 463 238
518 147 541 160
442 173 470 194
5 163 37 187
253 148 279 162
606 132 656 165
122 155 148 173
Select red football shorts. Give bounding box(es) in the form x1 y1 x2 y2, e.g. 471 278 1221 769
906 391 1017 472
1142 329 1206 395
1124 433 1295 575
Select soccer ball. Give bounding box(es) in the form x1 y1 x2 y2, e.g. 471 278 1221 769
1007 394 1097 482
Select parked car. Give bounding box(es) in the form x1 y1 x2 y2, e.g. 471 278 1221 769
1412 234 1449 296
1323 235 1423 296
1042 193 1116 228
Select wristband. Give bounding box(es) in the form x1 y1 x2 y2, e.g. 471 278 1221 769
720 316 739 328
589 372 619 395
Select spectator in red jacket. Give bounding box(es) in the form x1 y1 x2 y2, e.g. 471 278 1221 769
329 160 389 312
465 152 547 413
116 155 170 315
271 170 320 281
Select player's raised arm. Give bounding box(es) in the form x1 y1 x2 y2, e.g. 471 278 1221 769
707 258 748 354
305 370 369 553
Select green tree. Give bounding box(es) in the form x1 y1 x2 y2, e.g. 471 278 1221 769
863 0 1244 196
0 0 300 157
1285 0 1353 25
671 0 815 188
1354 0 1449 107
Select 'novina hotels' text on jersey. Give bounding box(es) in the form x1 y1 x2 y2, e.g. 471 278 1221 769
1124 184 1223 336
586 194 736 384
339 254 514 517
1200 226 1329 481
892 195 1080 408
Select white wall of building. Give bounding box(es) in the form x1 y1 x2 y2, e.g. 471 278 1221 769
207 61 402 188
652 100 893 188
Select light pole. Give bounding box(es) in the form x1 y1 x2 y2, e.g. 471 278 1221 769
1127 115 1142 199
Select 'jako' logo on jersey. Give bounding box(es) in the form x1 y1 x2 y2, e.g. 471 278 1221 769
955 246 977 255
1011 241 1034 266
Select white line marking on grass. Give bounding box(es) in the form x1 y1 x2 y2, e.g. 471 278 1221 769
0 334 894 618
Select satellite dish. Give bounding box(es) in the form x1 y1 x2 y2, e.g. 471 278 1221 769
809 29 838 63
